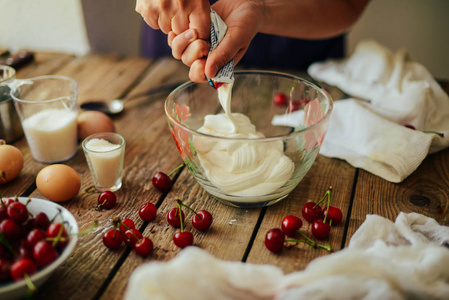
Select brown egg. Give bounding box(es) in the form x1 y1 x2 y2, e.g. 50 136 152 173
36 164 81 202
0 141 24 184
77 111 115 141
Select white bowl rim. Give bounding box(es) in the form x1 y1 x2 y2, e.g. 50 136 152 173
165 70 334 141
0 197 78 295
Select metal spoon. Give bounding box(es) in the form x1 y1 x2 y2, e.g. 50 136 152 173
80 81 185 115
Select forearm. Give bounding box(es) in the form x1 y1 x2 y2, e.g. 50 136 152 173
259 0 370 39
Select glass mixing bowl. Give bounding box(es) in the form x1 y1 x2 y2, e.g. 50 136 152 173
165 71 333 208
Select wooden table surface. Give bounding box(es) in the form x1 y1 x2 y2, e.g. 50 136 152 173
2 52 449 299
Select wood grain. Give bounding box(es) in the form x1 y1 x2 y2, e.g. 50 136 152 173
2 53 448 300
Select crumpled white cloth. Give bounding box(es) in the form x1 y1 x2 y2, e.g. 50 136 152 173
124 212 449 300
306 40 449 182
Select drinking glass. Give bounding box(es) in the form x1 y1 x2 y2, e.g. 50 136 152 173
82 132 126 192
11 75 78 163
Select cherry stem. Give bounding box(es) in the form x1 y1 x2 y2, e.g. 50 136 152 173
120 221 142 242
51 223 65 247
168 163 185 177
423 131 444 137
176 198 199 218
293 230 332 252
178 204 185 232
24 272 37 298
313 186 332 209
323 186 333 224
0 232 17 257
286 238 331 252
68 220 97 237
327 226 333 253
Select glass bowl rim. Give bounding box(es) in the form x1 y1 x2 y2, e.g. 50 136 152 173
165 70 333 141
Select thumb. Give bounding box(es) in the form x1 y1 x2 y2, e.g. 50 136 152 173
205 29 251 78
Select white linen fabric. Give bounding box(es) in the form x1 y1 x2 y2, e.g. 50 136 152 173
306 40 449 182
124 212 449 300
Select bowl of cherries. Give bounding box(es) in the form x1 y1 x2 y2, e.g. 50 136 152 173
0 197 78 300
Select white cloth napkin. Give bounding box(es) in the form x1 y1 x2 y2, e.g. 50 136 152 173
306 40 449 182
124 212 449 300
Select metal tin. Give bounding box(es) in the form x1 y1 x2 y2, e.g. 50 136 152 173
0 65 23 143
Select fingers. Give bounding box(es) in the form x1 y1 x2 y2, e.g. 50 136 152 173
188 4 211 40
136 0 210 37
189 58 208 83
170 29 198 59
171 14 189 35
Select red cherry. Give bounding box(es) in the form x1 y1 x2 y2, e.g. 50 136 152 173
302 202 323 223
173 231 193 248
26 228 47 249
46 223 68 248
0 219 21 239
33 241 58 267
98 191 117 209
103 229 124 249
139 203 157 222
273 93 288 106
10 258 37 281
311 220 331 239
124 228 143 247
33 212 50 230
134 237 154 257
152 172 172 191
7 202 29 223
287 101 300 113
192 210 213 231
281 215 303 237
323 206 343 225
0 205 8 222
119 218 135 233
265 228 285 253
167 207 185 228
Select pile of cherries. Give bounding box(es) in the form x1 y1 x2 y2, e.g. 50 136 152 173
102 165 212 255
0 197 70 286
102 194 213 255
265 187 343 253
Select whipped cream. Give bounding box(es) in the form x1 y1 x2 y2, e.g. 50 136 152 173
194 83 294 199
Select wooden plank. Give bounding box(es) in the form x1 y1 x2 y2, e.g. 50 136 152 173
246 155 357 273
12 54 155 299
100 59 265 299
346 147 449 247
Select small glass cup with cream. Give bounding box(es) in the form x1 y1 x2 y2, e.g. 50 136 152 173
11 75 78 163
82 132 126 192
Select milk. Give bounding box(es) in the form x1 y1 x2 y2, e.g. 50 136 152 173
22 108 78 163
84 138 123 191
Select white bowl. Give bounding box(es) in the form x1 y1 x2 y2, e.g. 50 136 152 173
0 197 78 300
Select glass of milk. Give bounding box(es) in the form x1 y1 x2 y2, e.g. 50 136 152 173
82 132 125 192
11 75 79 163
